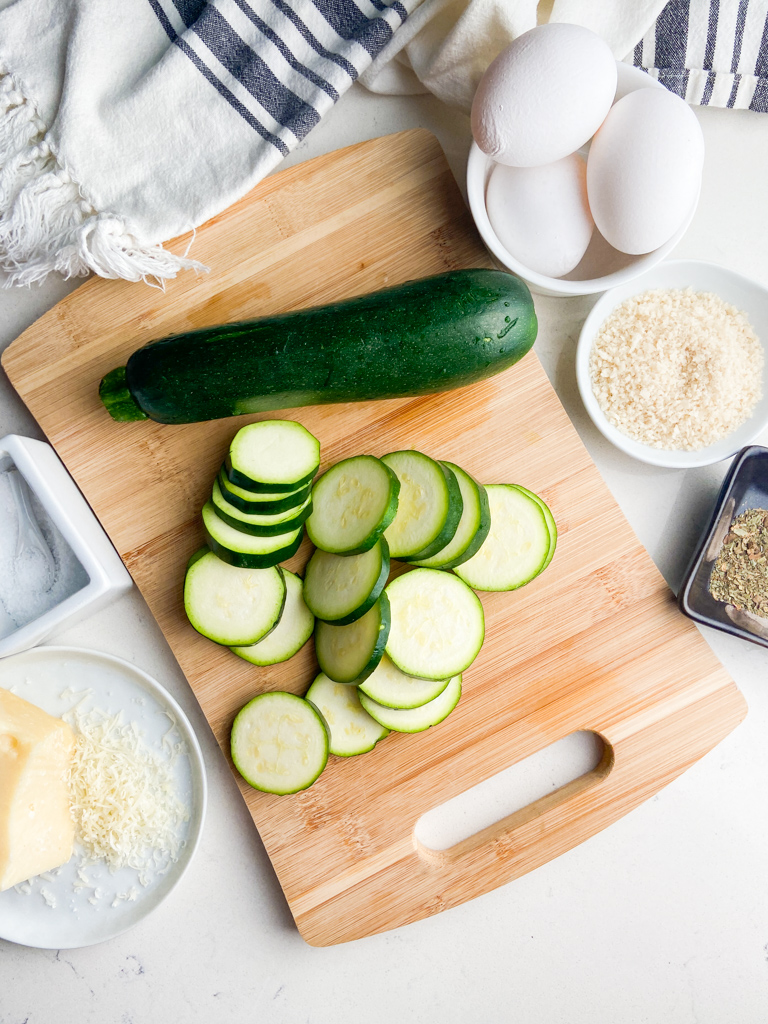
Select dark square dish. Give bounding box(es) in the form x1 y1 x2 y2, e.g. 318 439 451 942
679 445 768 648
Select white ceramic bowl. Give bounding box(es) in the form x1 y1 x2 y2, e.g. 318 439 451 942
0 435 132 657
466 64 700 297
576 260 768 469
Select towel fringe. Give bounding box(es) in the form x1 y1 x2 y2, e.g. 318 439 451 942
0 67 207 287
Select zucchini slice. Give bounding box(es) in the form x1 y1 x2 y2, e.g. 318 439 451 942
186 545 209 571
203 501 303 569
226 419 320 491
410 463 491 569
303 539 389 625
218 468 312 514
385 568 484 680
359 674 462 733
211 478 313 536
455 485 550 591
184 551 286 646
314 594 390 685
381 451 463 560
305 673 389 757
512 484 558 572
358 653 450 710
231 692 328 794
306 455 399 555
231 570 314 666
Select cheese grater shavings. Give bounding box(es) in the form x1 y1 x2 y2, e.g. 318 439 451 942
63 705 190 874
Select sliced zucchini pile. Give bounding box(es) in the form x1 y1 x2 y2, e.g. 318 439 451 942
381 451 462 560
314 595 391 685
303 540 389 625
359 674 462 734
305 673 389 756
231 692 329 794
384 568 484 680
184 418 319 656
184 549 286 646
454 484 555 591
183 421 558 796
225 418 320 492
232 570 314 666
306 455 399 555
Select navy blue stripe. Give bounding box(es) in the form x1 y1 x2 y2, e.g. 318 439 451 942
356 16 393 57
147 0 177 39
634 39 643 67
654 0 690 70
311 0 373 37
753 6 768 77
368 0 407 16
701 69 716 103
731 0 749 72
175 36 290 152
750 76 768 111
173 0 206 28
195 6 320 140
703 0 719 70
145 0 289 153
230 0 339 100
199 6 323 136
268 0 359 79
310 0 394 57
726 71 741 107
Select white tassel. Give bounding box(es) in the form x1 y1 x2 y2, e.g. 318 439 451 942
0 66 208 287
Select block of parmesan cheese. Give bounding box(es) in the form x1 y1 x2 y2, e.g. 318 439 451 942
0 687 76 891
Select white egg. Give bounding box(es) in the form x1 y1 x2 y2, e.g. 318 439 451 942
471 24 617 168
586 87 705 255
485 154 594 278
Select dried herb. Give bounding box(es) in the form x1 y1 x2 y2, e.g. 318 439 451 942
709 507 768 617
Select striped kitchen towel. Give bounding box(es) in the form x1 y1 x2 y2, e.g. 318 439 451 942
0 0 419 286
363 0 768 113
0 0 765 289
631 0 768 110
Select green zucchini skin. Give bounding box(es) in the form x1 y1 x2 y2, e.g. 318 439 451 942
105 270 537 424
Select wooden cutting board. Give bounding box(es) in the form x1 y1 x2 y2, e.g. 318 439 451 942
3 129 746 946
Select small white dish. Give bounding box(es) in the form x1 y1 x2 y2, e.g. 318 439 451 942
576 259 768 468
466 64 699 297
0 646 207 949
0 435 132 658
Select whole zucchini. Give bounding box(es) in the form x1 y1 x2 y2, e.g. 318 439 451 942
100 269 537 424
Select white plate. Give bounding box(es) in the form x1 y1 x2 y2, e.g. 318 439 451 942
0 646 206 949
576 259 768 468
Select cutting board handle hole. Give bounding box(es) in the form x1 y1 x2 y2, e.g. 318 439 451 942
414 731 611 860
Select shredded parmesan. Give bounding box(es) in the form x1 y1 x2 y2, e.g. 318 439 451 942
590 288 763 450
63 706 189 873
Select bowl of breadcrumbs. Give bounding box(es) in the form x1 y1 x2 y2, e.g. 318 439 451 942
577 260 768 468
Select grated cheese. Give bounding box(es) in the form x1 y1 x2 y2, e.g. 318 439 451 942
63 705 189 873
40 888 57 908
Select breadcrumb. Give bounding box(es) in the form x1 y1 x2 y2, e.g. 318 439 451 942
590 288 762 450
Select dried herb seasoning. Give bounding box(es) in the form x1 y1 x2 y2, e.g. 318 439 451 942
709 507 768 617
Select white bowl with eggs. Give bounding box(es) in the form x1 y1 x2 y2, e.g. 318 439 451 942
576 260 768 468
468 52 702 298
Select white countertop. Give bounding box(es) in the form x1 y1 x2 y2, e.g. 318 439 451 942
1 85 768 1024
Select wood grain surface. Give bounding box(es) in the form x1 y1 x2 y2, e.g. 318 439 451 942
2 129 746 946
